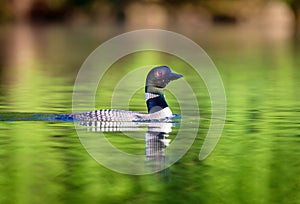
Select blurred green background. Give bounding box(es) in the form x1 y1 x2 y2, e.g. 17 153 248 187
0 0 300 204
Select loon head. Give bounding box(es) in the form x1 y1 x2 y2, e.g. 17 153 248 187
145 66 182 92
145 66 183 114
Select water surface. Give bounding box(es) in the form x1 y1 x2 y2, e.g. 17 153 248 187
0 24 299 204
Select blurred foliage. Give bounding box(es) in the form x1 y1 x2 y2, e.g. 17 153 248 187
0 0 299 23
0 1 13 22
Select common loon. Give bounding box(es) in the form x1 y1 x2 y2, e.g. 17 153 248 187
71 66 183 122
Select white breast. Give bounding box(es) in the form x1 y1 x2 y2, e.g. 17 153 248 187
147 107 173 119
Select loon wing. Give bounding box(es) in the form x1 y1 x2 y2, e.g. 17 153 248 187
71 107 173 122
71 109 146 122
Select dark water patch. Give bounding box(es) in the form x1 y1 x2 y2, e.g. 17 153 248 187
0 112 74 122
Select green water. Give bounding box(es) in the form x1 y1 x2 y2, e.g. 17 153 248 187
0 24 300 204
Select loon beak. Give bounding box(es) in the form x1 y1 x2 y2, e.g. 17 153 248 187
169 72 183 80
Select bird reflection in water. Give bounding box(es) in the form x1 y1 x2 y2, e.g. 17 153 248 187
78 120 175 173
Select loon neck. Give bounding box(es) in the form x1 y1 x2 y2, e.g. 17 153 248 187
145 86 168 114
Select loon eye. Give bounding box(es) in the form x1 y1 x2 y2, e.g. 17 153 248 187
156 71 163 77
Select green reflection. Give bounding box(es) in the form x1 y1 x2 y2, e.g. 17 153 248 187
0 24 299 204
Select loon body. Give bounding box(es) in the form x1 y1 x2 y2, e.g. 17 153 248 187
71 66 182 122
